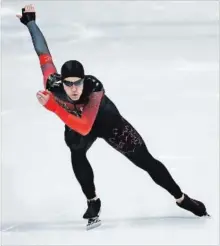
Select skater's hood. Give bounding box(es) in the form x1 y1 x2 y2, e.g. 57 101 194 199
61 60 85 80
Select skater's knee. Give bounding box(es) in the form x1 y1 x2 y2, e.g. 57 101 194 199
70 152 94 182
134 151 161 171
71 151 86 163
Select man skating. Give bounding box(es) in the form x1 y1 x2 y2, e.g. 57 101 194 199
16 4 209 229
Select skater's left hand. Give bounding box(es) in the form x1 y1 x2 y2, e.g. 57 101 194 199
16 4 36 26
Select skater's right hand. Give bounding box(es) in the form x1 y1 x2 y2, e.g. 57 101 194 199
16 4 36 26
36 90 58 112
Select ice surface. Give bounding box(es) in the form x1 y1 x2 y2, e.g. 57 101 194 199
1 1 219 245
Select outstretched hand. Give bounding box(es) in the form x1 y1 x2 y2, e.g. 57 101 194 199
36 90 51 106
36 90 57 112
16 4 36 25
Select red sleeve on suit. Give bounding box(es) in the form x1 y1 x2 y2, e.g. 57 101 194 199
39 54 57 89
44 91 104 136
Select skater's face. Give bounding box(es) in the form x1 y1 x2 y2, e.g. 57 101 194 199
62 77 84 101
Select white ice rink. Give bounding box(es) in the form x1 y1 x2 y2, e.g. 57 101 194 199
1 1 219 245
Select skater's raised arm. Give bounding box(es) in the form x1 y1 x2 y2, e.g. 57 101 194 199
16 4 57 88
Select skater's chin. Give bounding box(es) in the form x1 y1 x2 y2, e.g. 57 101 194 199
70 95 80 100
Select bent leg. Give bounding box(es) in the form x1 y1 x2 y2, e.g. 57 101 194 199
71 151 97 200
64 126 98 199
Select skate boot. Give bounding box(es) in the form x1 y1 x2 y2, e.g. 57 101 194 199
176 194 209 217
83 198 101 230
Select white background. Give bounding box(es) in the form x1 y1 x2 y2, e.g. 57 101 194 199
1 1 219 245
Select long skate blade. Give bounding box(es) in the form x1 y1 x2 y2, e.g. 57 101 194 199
86 217 101 230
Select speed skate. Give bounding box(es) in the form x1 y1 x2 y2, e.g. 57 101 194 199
86 216 101 230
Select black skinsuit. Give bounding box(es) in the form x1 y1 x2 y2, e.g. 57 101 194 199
27 20 183 200
53 76 182 200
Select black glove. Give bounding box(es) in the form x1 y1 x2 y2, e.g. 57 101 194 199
19 8 36 26
46 73 62 91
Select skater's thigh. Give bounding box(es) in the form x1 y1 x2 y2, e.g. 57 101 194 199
64 126 97 152
103 117 145 157
103 118 159 171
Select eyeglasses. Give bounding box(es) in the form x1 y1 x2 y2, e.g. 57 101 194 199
62 78 84 87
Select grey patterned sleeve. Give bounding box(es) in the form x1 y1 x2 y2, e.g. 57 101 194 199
26 20 50 55
26 20 57 88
